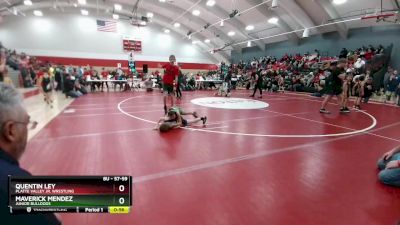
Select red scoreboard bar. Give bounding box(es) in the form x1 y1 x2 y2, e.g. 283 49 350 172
8 176 132 214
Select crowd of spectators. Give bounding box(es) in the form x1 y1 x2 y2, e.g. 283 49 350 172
0 42 148 97
136 44 399 107
232 45 384 92
211 44 399 106
1 41 398 106
0 44 90 98
0 42 40 88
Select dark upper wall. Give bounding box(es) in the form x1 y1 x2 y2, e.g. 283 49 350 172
231 25 400 69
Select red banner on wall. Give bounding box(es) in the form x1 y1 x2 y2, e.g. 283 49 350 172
123 39 142 52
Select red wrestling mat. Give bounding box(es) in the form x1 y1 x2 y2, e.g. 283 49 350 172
21 90 400 225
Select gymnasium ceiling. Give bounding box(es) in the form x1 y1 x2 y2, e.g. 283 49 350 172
1 0 399 62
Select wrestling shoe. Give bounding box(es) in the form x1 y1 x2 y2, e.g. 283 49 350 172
201 117 207 125
342 107 350 113
319 108 331 114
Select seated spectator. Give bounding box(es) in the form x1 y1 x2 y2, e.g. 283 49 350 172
77 66 84 78
353 58 365 74
377 45 385 54
277 75 285 92
114 71 127 91
364 48 374 61
368 45 376 53
292 75 303 92
76 77 88 94
100 68 109 91
6 51 19 70
339 48 348 59
155 72 162 90
365 70 372 79
319 70 329 86
264 76 272 92
90 70 101 92
64 74 83 98
0 48 6 82
359 46 366 58
377 145 400 187
144 77 154 92
188 75 196 89
195 73 204 90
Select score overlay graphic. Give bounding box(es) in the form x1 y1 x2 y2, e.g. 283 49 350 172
8 176 132 214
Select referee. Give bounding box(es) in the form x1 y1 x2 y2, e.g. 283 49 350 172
319 59 347 114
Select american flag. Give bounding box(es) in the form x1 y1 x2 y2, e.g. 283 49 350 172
96 19 117 32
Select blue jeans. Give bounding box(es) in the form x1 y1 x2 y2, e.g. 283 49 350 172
377 153 400 187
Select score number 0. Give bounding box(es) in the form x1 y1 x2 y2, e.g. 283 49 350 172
118 184 126 205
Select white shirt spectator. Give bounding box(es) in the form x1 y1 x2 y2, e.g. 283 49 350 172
353 58 365 69
117 68 123 76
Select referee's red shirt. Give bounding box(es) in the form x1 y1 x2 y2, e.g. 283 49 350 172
162 63 179 85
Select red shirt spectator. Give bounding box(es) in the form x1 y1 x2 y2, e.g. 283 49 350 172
364 51 373 60
83 70 90 80
88 69 95 76
36 71 44 79
313 75 320 84
101 70 108 79
162 63 179 85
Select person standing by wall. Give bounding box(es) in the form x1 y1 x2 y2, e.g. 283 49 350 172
250 69 263 98
176 70 183 99
383 66 393 93
18 53 33 88
100 67 109 91
384 70 399 103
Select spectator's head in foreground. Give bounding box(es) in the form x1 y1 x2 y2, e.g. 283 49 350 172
0 48 5 58
0 83 36 161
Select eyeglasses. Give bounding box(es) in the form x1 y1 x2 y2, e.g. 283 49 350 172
14 120 38 130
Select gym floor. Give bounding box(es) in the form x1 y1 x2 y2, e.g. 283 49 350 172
22 90 400 225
